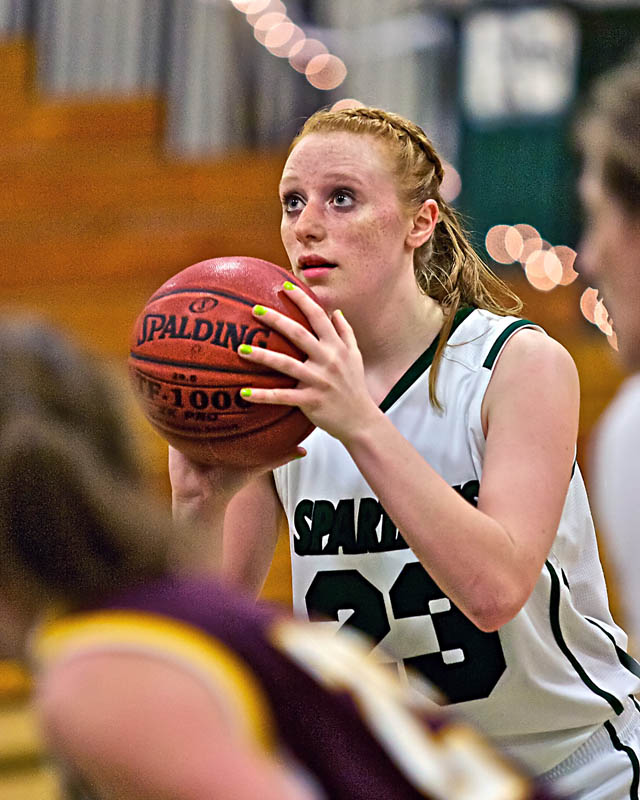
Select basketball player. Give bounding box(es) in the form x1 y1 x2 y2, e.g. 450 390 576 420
576 51 640 654
170 106 640 797
0 314 553 800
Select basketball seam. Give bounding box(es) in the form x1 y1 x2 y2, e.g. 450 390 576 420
149 287 258 307
129 353 291 377
148 405 310 440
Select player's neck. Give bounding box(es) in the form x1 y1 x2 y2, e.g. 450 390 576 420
358 295 444 403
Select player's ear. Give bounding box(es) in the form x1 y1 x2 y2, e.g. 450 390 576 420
405 199 438 249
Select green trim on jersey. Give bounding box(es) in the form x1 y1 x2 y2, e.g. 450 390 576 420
586 617 640 679
545 560 625 714
482 319 536 370
604 720 640 797
379 306 476 413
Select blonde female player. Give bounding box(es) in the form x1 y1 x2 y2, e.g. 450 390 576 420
170 106 640 798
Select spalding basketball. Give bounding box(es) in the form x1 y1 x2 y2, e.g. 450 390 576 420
129 256 316 467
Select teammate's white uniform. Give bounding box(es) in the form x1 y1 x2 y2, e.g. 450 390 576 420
591 374 640 655
274 308 640 781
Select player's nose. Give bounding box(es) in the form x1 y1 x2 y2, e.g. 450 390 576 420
295 200 325 243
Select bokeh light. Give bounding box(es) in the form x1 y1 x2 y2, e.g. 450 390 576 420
230 0 346 90
441 161 462 204
486 222 594 335
519 235 547 264
524 249 560 291
305 54 348 91
239 0 271 15
289 37 329 73
552 245 579 286
511 224 541 262
485 225 516 264
331 98 365 111
580 287 598 324
541 250 563 284
252 12 288 44
265 22 303 56
594 299 612 334
246 0 283 22
579 287 616 346
504 226 524 262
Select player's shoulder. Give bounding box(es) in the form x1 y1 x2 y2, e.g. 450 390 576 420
36 646 277 800
36 648 154 758
496 326 578 381
481 321 580 425
446 309 565 377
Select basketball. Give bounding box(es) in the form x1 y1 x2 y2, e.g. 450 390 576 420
128 256 316 467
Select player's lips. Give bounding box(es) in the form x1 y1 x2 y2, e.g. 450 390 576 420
298 257 337 270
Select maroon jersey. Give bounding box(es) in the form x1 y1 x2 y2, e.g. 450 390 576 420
35 575 553 800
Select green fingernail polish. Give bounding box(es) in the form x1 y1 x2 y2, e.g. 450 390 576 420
238 344 252 355
283 281 295 290
240 388 252 397
253 305 267 316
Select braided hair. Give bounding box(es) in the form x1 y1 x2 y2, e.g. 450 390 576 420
290 107 522 406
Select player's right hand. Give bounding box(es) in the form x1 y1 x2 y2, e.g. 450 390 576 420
168 444 305 512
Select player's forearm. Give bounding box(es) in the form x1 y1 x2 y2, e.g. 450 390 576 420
342 414 529 631
221 533 276 598
171 492 226 572
219 477 282 597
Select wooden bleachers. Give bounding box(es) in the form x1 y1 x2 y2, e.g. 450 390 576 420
0 35 295 798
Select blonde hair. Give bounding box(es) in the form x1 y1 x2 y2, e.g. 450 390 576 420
290 106 522 406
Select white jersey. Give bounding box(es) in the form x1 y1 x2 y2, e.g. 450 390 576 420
591 373 640 654
274 308 640 775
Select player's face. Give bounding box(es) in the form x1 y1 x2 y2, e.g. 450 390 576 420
579 161 640 370
279 132 416 315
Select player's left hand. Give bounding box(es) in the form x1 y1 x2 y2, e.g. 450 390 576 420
237 281 380 443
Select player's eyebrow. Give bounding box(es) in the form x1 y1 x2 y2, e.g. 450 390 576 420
279 171 366 192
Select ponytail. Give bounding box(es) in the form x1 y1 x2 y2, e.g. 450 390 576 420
421 202 522 407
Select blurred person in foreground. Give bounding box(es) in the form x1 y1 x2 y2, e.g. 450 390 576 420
577 49 640 655
0 314 551 800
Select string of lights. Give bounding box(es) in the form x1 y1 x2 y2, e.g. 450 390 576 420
229 0 347 91
485 223 616 349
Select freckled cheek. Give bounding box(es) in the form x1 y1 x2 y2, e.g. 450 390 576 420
347 213 403 251
280 222 297 259
342 228 389 261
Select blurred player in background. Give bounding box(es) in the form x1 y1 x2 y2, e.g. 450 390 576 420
171 105 640 798
0 314 552 800
577 48 640 654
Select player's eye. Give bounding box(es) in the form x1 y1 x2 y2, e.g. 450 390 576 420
282 194 304 213
332 190 354 209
